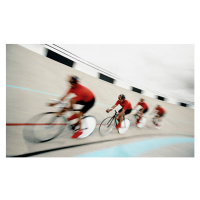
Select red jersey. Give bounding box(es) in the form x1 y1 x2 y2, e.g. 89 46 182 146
137 102 148 109
156 107 165 114
67 84 95 102
115 99 132 111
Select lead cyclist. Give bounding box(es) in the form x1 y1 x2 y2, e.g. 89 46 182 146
49 75 96 138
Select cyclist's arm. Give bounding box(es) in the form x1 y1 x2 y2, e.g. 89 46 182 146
60 93 69 102
49 92 69 107
149 109 157 115
111 105 117 109
133 102 139 109
106 104 117 113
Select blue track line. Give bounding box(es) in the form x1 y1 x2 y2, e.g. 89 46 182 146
77 137 194 157
6 84 61 96
6 84 110 107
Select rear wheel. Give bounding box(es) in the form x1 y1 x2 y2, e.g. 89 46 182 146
77 116 97 139
32 112 67 142
99 117 115 136
118 119 130 134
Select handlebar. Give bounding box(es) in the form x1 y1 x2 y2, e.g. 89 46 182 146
49 99 84 112
49 99 68 108
106 109 118 115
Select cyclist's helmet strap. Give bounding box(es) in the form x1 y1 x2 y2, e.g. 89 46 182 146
119 94 125 100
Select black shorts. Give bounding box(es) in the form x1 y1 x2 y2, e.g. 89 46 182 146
158 112 165 117
139 108 148 114
118 108 132 115
76 98 95 113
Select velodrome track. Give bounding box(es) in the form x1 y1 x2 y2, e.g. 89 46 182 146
6 44 194 157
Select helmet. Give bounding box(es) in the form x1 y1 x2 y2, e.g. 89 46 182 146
118 94 125 100
70 76 79 84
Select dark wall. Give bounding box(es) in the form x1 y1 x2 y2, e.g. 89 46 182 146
99 73 114 84
180 102 188 107
132 87 142 94
46 49 74 67
157 95 165 101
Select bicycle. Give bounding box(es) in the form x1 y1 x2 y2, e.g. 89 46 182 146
99 110 130 136
30 99 97 142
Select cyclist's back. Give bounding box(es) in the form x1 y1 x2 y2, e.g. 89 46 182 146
67 83 94 102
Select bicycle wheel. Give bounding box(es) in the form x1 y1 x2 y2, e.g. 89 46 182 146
32 112 67 142
99 117 115 136
118 119 130 134
77 116 97 139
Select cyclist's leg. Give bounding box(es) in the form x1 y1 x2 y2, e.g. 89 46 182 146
57 98 77 118
117 109 132 133
117 108 131 123
120 109 131 124
155 113 164 126
56 107 69 117
136 109 143 124
152 113 162 127
68 113 79 121
116 108 126 128
137 108 148 124
71 98 95 138
79 98 95 123
118 114 124 124
141 108 148 122
67 99 87 126
116 108 123 122
122 109 132 126
152 114 158 124
71 112 83 138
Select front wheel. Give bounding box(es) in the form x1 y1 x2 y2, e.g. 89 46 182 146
32 112 67 142
99 117 115 136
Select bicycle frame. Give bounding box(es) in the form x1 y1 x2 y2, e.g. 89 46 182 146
108 110 128 129
99 109 131 136
104 110 117 128
51 99 94 133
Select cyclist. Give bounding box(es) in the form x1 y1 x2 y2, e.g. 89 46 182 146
150 105 166 129
133 98 149 126
106 94 132 129
49 75 95 138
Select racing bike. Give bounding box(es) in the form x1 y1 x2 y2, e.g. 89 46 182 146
29 99 97 142
99 110 130 136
